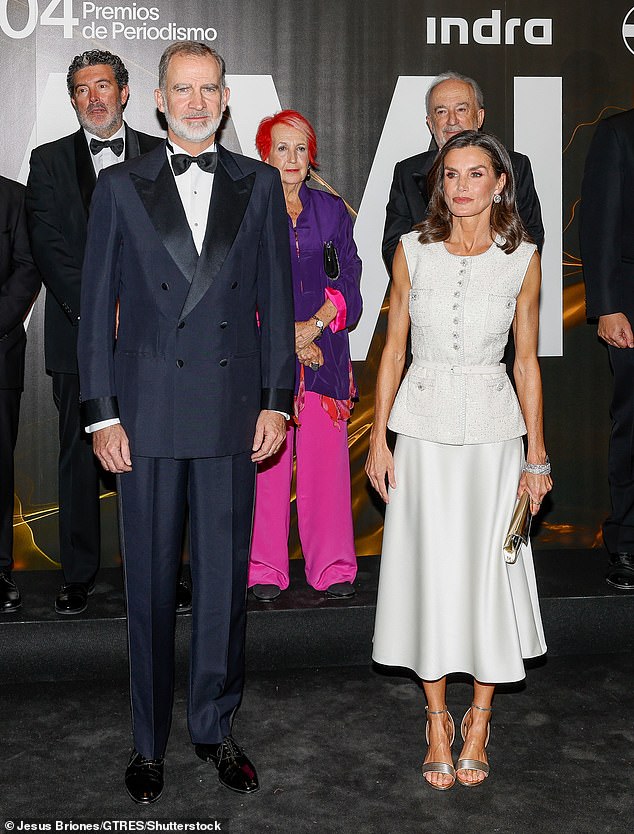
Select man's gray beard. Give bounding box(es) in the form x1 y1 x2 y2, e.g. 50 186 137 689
164 108 222 146
76 107 123 139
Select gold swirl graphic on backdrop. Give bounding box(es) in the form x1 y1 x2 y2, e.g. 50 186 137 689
13 491 116 569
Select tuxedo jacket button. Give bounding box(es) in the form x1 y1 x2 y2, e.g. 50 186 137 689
176 359 184 368
219 358 228 367
220 321 228 329
231 281 238 289
178 321 185 329
161 282 169 291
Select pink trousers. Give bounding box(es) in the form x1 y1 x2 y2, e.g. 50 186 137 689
249 391 357 591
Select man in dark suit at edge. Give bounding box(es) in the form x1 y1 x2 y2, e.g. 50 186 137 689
0 176 41 612
26 50 191 615
382 70 544 272
581 109 634 591
78 42 295 803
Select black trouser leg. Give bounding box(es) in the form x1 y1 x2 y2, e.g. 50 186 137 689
0 388 20 571
603 345 634 554
52 372 101 583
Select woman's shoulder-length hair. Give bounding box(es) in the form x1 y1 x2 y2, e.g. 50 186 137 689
414 130 532 254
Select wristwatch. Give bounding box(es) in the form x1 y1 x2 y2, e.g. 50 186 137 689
312 315 325 339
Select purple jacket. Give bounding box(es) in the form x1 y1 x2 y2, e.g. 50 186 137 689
289 183 362 400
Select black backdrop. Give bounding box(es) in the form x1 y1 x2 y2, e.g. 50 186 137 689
1 0 630 569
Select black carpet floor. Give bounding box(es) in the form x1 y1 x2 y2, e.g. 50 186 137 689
2 654 634 833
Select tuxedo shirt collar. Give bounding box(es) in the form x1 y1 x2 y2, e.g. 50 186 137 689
83 122 126 175
165 139 217 161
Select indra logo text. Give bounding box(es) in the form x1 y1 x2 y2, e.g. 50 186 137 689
426 9 552 46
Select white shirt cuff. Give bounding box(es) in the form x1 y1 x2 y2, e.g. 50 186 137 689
85 418 121 434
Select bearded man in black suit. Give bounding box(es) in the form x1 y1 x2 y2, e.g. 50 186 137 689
382 70 544 271
26 50 190 615
0 176 40 612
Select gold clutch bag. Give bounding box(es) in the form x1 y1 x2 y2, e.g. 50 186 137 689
503 492 532 564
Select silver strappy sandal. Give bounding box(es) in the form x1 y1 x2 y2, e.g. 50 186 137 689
456 703 492 787
421 706 456 791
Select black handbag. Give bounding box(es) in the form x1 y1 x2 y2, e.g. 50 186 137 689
323 241 340 280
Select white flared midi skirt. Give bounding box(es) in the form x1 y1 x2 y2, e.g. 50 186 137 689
372 434 547 683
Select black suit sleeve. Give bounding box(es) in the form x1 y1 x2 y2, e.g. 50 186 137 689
256 170 295 414
580 119 625 318
77 172 120 423
514 154 544 254
0 182 40 337
26 148 83 324
382 161 414 274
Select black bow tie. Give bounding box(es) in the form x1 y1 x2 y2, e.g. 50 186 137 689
170 152 218 176
89 137 124 157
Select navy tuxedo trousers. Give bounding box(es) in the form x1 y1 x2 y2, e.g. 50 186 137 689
117 452 255 759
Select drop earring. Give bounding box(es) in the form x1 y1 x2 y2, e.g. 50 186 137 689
306 165 311 181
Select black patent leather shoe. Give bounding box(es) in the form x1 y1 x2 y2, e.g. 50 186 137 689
325 581 356 598
125 750 164 804
195 736 259 793
606 553 634 590
252 583 281 601
175 578 192 613
54 581 94 615
0 570 21 612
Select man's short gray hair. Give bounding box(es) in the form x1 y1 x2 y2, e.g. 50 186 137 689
158 42 226 93
425 71 484 114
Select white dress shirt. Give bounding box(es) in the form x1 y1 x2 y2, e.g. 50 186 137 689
167 140 215 255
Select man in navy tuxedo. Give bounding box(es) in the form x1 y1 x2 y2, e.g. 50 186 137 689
0 176 40 612
78 42 294 804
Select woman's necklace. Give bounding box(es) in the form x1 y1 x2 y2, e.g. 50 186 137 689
286 201 303 226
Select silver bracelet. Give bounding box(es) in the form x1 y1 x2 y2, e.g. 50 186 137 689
523 456 551 475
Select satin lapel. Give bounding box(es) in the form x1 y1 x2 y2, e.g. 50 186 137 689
412 170 427 199
131 156 199 284
180 151 255 320
124 124 140 159
412 154 434 203
74 131 97 216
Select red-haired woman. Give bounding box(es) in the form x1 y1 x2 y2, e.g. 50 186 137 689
248 110 362 601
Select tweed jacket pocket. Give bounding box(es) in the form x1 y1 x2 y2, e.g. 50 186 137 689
485 293 516 334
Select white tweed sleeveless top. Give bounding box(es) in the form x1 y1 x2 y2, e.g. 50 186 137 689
388 233 537 445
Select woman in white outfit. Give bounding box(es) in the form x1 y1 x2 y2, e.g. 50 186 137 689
366 131 552 790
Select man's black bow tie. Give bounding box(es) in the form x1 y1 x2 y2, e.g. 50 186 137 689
90 137 124 157
171 152 218 176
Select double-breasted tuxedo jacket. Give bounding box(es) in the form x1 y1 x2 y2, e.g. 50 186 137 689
0 176 40 569
382 148 545 273
78 141 295 756
580 108 634 554
79 141 295 453
25 125 161 584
